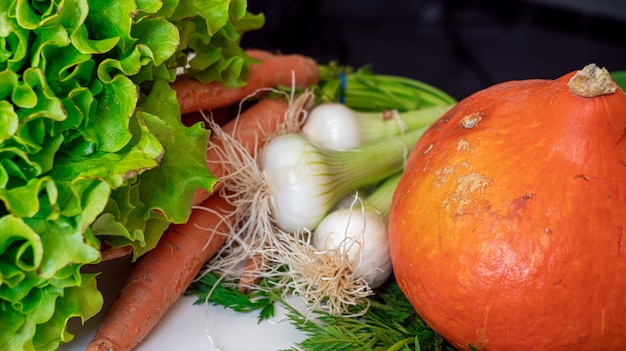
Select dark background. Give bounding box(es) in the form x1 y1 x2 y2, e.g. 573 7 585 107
242 0 626 100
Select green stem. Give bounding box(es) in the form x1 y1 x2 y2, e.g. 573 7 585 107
387 336 416 351
365 172 402 221
355 104 452 143
318 64 457 112
322 128 423 209
375 74 457 106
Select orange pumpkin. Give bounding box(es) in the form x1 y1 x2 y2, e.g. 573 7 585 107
388 64 626 350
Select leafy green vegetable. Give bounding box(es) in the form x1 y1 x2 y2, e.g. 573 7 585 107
0 0 264 349
188 273 457 351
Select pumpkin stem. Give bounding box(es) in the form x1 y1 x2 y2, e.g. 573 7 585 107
567 63 618 98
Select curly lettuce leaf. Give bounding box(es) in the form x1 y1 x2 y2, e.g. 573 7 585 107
1 0 263 349
169 0 265 86
94 79 214 258
0 212 102 351
136 79 215 222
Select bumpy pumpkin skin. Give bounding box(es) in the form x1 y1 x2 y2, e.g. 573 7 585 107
389 68 626 350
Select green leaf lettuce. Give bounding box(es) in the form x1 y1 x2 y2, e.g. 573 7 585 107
0 0 264 349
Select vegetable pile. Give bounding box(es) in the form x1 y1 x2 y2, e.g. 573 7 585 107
0 0 263 349
7 1 623 350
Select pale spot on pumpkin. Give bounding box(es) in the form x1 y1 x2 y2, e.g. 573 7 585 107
459 112 484 128
423 143 434 155
435 167 455 186
456 138 474 153
443 172 491 215
434 162 469 187
422 158 431 172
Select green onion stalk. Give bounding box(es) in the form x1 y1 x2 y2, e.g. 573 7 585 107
316 63 457 112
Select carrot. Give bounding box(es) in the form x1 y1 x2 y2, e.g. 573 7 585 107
192 97 291 205
237 253 264 293
173 50 320 114
100 244 132 261
86 192 236 351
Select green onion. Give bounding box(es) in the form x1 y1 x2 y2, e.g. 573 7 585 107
302 102 452 150
311 173 402 289
259 129 424 232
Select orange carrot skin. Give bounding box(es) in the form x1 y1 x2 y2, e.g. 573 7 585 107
173 50 319 114
87 193 235 351
192 98 290 205
237 253 264 293
100 244 132 261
